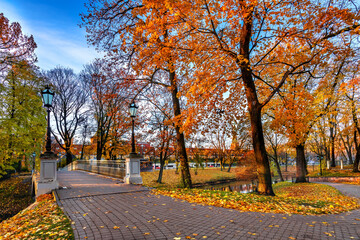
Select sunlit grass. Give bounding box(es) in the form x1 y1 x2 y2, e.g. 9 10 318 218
141 168 237 188
307 166 360 177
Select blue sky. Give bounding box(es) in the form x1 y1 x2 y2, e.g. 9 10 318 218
0 0 101 73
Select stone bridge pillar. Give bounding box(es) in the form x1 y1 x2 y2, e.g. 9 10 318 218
34 152 59 197
124 153 143 184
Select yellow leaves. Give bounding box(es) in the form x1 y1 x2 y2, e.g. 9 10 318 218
324 232 334 237
154 182 359 215
113 226 120 229
0 194 73 239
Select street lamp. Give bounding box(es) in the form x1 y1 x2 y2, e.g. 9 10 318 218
129 101 138 155
31 152 36 173
41 86 55 154
35 86 59 197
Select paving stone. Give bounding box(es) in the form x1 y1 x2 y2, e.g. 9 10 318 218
56 171 360 240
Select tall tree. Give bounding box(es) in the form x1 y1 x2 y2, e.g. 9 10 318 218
81 59 128 160
264 127 285 182
0 13 36 72
0 61 45 177
81 3 194 188
340 73 360 172
143 86 175 183
45 67 88 165
82 0 360 194
0 14 42 177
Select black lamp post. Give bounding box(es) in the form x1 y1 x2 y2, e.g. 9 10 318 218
129 101 138 155
41 86 55 154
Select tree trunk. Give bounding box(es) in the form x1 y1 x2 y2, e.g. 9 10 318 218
227 160 233 172
341 135 353 164
65 149 73 165
330 125 336 167
169 70 192 188
239 10 274 195
273 150 284 182
295 144 307 183
353 145 360 173
96 133 102 160
248 107 274 195
353 131 360 172
157 152 165 183
220 156 224 171
80 144 85 160
346 136 353 165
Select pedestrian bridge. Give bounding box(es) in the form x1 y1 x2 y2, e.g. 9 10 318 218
63 159 126 179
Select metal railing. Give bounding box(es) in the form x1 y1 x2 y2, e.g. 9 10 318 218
68 159 126 179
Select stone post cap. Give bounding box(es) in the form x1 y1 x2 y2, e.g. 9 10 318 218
40 152 58 159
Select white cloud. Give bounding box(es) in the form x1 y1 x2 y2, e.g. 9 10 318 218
0 0 103 73
34 28 102 73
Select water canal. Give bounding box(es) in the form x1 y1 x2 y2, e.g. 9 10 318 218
199 176 294 193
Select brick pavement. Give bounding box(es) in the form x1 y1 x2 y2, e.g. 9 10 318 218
56 171 148 199
56 171 360 240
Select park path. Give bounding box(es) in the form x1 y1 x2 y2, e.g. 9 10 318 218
56 171 360 240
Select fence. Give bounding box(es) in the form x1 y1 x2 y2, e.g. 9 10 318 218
65 159 126 179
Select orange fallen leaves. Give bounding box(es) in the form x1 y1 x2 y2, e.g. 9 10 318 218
153 182 359 215
0 194 73 239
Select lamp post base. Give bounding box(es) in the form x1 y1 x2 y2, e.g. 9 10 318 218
124 153 143 184
33 151 59 197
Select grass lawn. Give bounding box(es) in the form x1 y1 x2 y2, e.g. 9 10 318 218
307 166 360 178
144 168 359 215
0 176 33 222
0 194 74 240
154 182 359 215
141 168 237 188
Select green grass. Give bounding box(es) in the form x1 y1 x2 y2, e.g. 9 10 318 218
141 168 237 188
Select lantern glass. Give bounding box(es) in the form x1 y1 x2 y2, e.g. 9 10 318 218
41 87 54 108
129 102 138 117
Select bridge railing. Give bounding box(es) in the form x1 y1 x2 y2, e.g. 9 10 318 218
66 159 126 179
